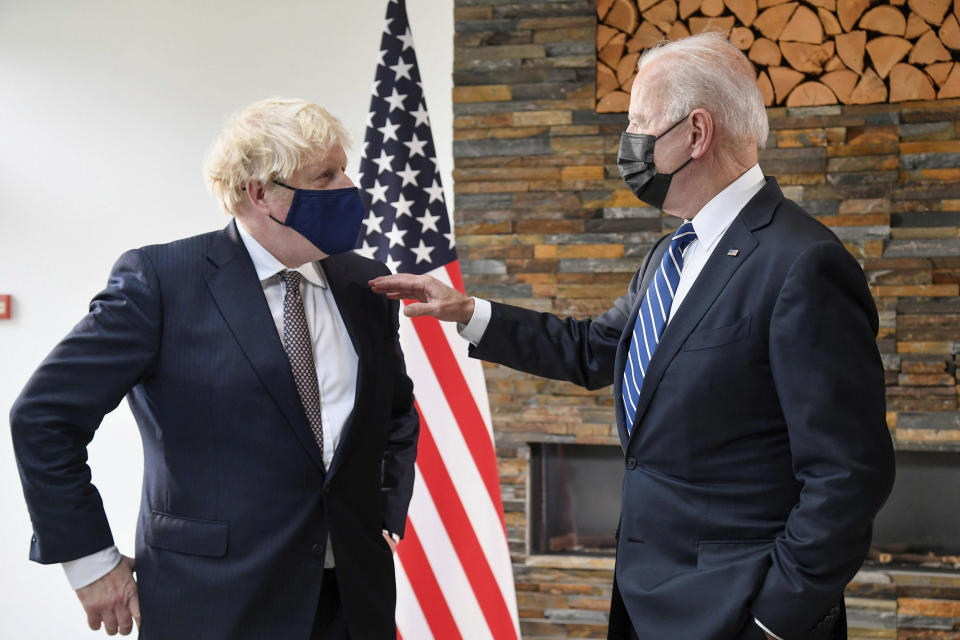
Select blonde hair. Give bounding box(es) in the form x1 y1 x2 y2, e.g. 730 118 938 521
203 98 351 214
637 32 769 149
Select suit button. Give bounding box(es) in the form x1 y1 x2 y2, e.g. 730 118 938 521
626 457 637 470
312 544 324 558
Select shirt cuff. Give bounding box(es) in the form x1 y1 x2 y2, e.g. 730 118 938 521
754 617 785 640
457 298 491 346
62 546 122 590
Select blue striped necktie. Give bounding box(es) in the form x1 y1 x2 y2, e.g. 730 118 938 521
622 221 697 433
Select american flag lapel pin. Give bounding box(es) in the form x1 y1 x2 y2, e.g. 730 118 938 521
727 249 739 256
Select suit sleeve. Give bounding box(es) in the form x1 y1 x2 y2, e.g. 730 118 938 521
380 296 419 537
466 267 647 390
10 249 162 564
751 241 895 637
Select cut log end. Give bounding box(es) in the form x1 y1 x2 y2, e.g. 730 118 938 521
889 62 937 101
786 81 840 106
730 26 755 49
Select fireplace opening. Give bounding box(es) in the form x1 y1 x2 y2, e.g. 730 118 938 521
529 444 960 569
869 450 960 570
529 443 621 555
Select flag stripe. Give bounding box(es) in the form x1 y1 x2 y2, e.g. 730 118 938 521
408 312 507 530
415 409 519 640
397 309 518 626
404 463 495 639
395 518 463 640
395 559 432 640
445 261 466 294
430 264 495 435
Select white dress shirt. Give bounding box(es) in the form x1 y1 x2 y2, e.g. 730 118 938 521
459 165 783 640
63 221 359 588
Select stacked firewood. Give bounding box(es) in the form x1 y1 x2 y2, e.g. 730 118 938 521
596 0 960 110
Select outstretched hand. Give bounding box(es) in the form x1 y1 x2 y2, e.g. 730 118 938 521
369 274 475 324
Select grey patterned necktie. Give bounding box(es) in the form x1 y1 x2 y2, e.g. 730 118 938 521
280 270 324 460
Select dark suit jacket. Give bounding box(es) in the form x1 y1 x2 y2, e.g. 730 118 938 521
470 178 895 640
10 221 419 639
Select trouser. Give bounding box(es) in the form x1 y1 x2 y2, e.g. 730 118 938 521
311 569 350 640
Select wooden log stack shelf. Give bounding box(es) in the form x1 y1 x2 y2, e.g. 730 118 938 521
596 0 960 110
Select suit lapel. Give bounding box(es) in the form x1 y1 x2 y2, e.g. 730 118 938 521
622 177 783 446
204 222 327 475
320 255 369 483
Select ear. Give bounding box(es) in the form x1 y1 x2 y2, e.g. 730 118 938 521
688 108 714 160
244 179 273 216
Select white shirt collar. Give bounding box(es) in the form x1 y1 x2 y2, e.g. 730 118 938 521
235 219 327 288
687 164 765 248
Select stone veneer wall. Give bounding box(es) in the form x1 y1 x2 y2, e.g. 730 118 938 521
451 1 960 637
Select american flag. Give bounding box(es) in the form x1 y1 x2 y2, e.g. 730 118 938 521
356 1 520 639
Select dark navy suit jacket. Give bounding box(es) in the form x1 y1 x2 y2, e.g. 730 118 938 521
470 178 895 640
11 221 419 639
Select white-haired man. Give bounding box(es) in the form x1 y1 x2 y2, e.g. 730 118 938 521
371 34 894 640
11 98 419 639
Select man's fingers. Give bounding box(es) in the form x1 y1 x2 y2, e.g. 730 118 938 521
403 302 435 318
129 592 141 628
115 604 134 636
87 610 103 631
369 274 438 302
101 609 120 636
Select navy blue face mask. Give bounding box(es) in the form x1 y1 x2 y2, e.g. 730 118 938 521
269 180 364 256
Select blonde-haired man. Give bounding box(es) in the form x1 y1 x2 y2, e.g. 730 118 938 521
11 98 419 639
372 34 894 640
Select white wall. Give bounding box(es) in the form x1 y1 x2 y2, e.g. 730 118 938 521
0 1 453 636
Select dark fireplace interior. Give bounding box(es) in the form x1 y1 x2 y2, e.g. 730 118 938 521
530 444 960 569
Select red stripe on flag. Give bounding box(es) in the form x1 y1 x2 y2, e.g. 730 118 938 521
415 404 518 640
445 260 466 295
408 313 507 531
396 630 403 640
396 520 462 640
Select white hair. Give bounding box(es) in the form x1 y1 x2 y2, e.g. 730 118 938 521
637 32 769 149
203 98 351 215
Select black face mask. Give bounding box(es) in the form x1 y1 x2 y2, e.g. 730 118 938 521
617 113 693 210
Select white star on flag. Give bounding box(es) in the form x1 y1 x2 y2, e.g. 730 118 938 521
361 211 384 235
383 88 408 112
444 231 456 249
384 223 407 248
424 179 444 203
410 239 435 264
365 179 389 204
403 133 428 157
384 253 401 273
396 162 420 187
371 149 395 174
382 17 393 34
410 103 430 127
355 240 378 260
377 49 387 66
365 111 376 128
397 27 414 51
377 118 400 142
392 193 414 217
389 58 413 80
415 209 441 233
